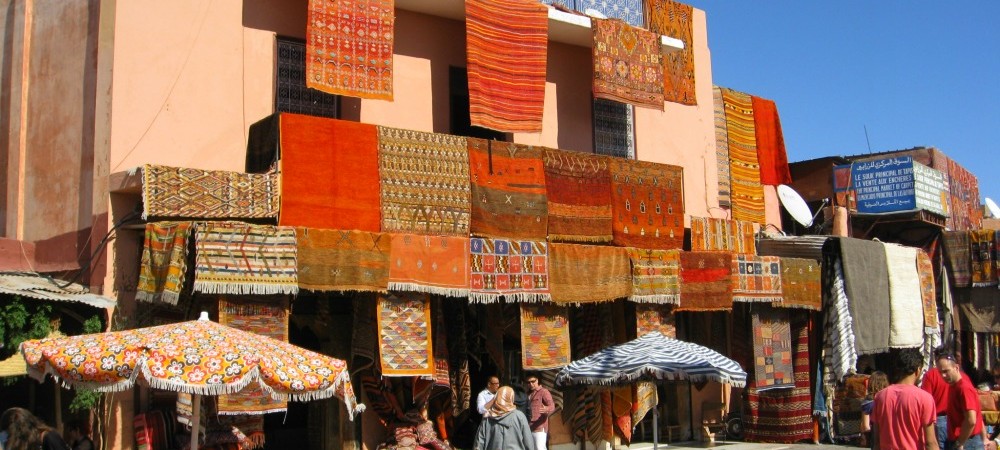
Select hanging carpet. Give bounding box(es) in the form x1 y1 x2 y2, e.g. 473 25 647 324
750 307 794 390
777 257 822 311
970 229 997 287
520 303 571 370
592 18 664 110
193 222 298 296
916 249 942 365
136 222 193 305
822 248 858 383
646 0 695 105
377 292 434 377
690 216 757 254
387 233 470 297
351 297 378 377
731 254 782 303
306 0 394 99
548 243 631 304
627 248 681 304
954 287 1000 333
713 87 732 207
750 96 792 186
245 113 280 173
469 237 550 303
883 243 925 348
942 230 971 288
296 228 390 293
609 157 685 250
635 303 676 338
141 165 278 219
542 148 613 243
720 88 766 224
678 251 733 312
837 238 890 355
217 298 290 415
468 139 548 239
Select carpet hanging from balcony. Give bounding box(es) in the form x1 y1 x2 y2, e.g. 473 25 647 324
466 0 548 133
646 0 696 105
626 248 680 305
542 148 613 243
942 230 971 288
720 88 766 224
279 114 381 231
549 243 631 304
217 298 289 415
306 0 394 100
520 303 571 369
731 254 782 303
775 257 821 311
713 87 732 208
838 238 890 355
377 292 434 377
884 243 924 348
751 96 792 185
689 216 757 254
295 228 390 293
141 165 278 220
609 158 684 250
677 251 732 312
592 19 664 110
387 233 470 297
469 237 551 303
468 139 549 239
192 222 298 296
377 126 471 235
970 229 997 287
136 221 193 305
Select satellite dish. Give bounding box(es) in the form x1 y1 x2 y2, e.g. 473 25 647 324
777 184 814 227
986 198 1000 218
584 8 608 19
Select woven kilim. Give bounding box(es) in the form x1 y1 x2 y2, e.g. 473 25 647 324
137 222 192 305
777 257 821 311
469 237 550 303
520 303 571 369
466 0 548 133
306 0 394 100
141 165 277 219
388 233 469 297
948 159 983 231
549 243 631 304
943 231 971 288
720 88 766 224
646 0 695 105
745 311 813 443
432 299 450 388
377 127 471 235
884 243 924 348
839 238 890 355
592 19 664 110
678 251 732 311
377 292 434 377
609 157 684 249
731 254 782 303
627 248 680 304
750 307 794 389
218 299 289 415
193 222 298 296
713 87 732 207
916 250 938 329
750 96 792 186
631 381 657 427
542 148 613 243
971 229 997 287
690 216 757 254
296 228 389 293
468 139 548 239
635 303 676 337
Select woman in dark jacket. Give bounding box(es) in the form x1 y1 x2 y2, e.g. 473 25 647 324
474 386 536 450
0 408 70 450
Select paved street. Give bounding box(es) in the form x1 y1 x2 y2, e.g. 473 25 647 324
622 441 857 450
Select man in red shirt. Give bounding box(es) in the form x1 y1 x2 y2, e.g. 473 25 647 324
872 348 938 450
526 373 555 450
924 364 953 450
937 352 986 450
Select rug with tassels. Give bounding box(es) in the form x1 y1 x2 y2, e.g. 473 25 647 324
627 248 680 304
731 254 782 303
296 228 390 293
193 222 298 296
388 233 469 297
377 292 434 377
137 222 192 305
543 148 613 243
469 237 550 303
218 298 289 415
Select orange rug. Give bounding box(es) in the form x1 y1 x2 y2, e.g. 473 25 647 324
296 228 390 293
646 0 696 105
720 88 766 224
543 148 613 243
592 19 664 110
678 251 733 311
468 139 548 239
751 96 792 185
549 243 631 304
609 158 685 250
306 0 394 100
388 233 470 297
278 114 381 231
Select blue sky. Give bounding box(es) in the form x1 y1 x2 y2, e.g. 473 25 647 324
684 1 1000 202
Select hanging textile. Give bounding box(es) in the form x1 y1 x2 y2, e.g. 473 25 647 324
377 292 434 377
520 303 571 369
720 88 766 224
465 0 548 132
954 287 1000 333
948 160 983 231
942 231 971 288
731 255 783 303
822 247 858 383
591 18 664 110
646 0 695 105
351 297 378 377
136 222 193 305
432 299 451 390
833 374 868 436
609 158 685 250
970 230 998 287
442 299 470 417
777 257 822 311
542 148 613 243
279 114 381 230
141 165 278 219
883 243 925 348
469 237 550 303
916 250 941 357
750 96 792 186
548 243 631 304
713 87 732 207
468 139 548 239
305 0 394 99
631 381 658 428
296 228 390 293
635 303 676 337
677 251 733 311
377 126 471 235
750 307 794 390
387 233 470 297
838 238 890 355
689 216 757 254
245 113 280 174
627 248 681 304
217 299 289 415
193 222 298 296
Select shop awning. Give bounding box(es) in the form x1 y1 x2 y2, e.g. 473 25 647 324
0 272 116 309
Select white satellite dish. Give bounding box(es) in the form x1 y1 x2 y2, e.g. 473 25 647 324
986 198 1000 218
777 184 814 227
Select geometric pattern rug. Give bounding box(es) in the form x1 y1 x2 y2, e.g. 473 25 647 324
377 292 434 377
306 0 394 100
217 298 289 415
750 307 795 390
520 303 571 370
142 165 278 219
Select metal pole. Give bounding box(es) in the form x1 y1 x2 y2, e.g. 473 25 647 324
190 394 202 450
653 401 659 450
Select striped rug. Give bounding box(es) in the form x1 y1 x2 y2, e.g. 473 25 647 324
193 222 298 296
713 87 732 207
720 88 765 224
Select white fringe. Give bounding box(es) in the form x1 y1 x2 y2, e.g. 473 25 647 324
627 294 680 305
217 407 287 416
556 368 746 388
193 281 298 296
467 292 552 304
387 282 469 298
732 296 781 303
972 282 998 288
135 291 180 306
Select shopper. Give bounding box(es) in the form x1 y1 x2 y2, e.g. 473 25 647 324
473 386 535 450
871 348 938 450
0 407 70 450
924 364 954 450
478 376 501 416
525 374 554 450
936 352 986 450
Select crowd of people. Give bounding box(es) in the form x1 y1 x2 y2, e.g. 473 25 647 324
472 373 554 450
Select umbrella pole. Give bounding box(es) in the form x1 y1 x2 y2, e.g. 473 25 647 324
653 403 659 450
190 394 202 450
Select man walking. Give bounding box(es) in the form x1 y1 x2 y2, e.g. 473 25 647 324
937 352 986 450
477 376 501 415
923 364 953 450
526 374 554 450
871 348 938 450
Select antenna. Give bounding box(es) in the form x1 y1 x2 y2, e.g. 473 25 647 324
864 125 872 154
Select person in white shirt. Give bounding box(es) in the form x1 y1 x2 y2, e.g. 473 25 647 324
477 376 501 415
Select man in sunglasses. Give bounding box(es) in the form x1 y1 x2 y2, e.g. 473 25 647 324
936 352 986 450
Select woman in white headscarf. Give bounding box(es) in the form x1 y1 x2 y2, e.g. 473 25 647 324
473 386 536 450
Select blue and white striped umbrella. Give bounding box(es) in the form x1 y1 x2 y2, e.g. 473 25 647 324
554 332 747 388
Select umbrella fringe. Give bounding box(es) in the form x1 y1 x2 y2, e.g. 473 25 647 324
627 294 680 305
257 369 366 420
557 370 746 388
386 283 469 298
24 357 141 393
141 363 258 396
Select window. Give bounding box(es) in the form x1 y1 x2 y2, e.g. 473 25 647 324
593 99 635 159
275 37 338 118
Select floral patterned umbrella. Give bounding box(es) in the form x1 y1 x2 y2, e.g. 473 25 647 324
20 312 364 417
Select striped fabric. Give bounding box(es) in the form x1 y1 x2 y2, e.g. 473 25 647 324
466 0 548 133
822 252 858 383
193 222 298 296
720 88 766 224
627 248 681 305
554 332 747 387
713 87 732 207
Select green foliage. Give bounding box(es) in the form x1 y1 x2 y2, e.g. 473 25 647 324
83 314 103 334
68 389 102 413
0 296 52 358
